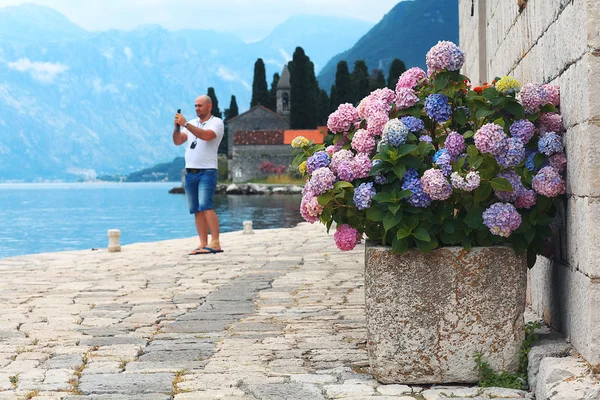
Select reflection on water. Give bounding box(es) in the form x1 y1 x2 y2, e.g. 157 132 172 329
0 183 303 259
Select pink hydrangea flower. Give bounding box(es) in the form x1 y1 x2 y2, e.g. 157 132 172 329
327 103 360 133
395 88 419 109
515 189 537 209
309 167 337 195
300 196 323 223
334 224 361 251
396 67 427 90
450 171 480 192
421 168 453 200
537 113 563 134
518 83 549 114
352 153 372 179
351 129 376 154
366 111 390 137
542 84 560 106
329 150 354 174
337 160 355 182
532 166 566 197
549 153 567 173
444 131 465 157
474 123 508 156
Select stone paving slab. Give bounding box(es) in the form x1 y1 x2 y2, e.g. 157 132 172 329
0 223 597 399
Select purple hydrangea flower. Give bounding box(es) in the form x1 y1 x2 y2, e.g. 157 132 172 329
401 168 431 208
510 119 536 144
381 119 409 147
494 170 525 202
532 166 566 197
426 41 465 74
549 153 567 173
542 84 560 106
425 94 452 123
309 167 337 195
538 113 563 134
353 182 376 210
353 153 372 179
483 203 522 237
497 137 526 168
434 151 453 176
401 116 425 133
306 151 330 174
419 135 433 143
444 131 465 157
518 83 549 114
515 189 537 209
421 168 452 200
371 160 388 185
474 123 508 156
538 132 563 156
329 149 354 174
337 160 355 182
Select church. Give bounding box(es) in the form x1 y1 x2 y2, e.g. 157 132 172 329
226 65 326 183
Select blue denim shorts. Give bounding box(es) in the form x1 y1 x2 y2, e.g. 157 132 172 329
184 169 218 213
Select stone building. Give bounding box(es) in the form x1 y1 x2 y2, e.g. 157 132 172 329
227 65 325 183
460 0 600 365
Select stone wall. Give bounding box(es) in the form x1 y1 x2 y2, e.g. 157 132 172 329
459 0 600 365
230 145 293 183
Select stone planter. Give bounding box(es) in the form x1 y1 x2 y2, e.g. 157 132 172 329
364 243 527 384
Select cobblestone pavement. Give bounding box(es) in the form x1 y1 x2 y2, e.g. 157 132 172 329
0 223 535 399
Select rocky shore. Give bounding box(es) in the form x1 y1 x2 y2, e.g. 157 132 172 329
169 183 304 195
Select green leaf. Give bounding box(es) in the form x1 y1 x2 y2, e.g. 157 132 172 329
398 144 418 157
366 206 386 222
397 228 411 239
442 221 455 233
467 144 479 158
397 189 413 200
292 152 305 168
334 181 354 190
415 237 438 253
388 204 402 215
527 249 538 269
392 164 406 180
504 100 526 119
540 104 558 113
490 177 514 192
391 236 409 254
412 227 431 242
434 71 450 91
454 107 467 126
317 192 334 206
474 183 493 204
383 212 403 232
370 162 386 176
406 215 420 230
476 107 494 119
534 153 547 168
373 192 393 203
463 130 475 139
465 209 484 229
493 117 506 128
470 155 484 169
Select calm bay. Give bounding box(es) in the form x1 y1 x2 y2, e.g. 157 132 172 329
0 182 303 259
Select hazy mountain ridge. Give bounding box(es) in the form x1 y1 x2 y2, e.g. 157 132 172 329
0 4 373 181
317 0 459 92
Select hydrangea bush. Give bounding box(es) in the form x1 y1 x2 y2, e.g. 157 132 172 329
292 41 566 267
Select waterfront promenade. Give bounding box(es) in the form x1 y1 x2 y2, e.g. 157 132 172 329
0 223 590 399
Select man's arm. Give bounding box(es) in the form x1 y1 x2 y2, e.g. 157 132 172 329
185 123 217 141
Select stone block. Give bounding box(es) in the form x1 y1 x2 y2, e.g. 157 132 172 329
566 196 600 278
564 123 600 198
535 356 600 400
364 245 527 384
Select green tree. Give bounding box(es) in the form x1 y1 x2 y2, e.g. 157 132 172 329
224 95 239 121
289 47 317 129
369 69 386 92
251 58 270 108
316 89 331 127
387 58 407 89
268 72 280 111
207 87 222 119
351 60 370 104
332 60 352 108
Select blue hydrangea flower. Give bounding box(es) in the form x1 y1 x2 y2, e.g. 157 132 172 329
353 182 376 210
306 151 330 174
433 149 448 163
538 132 563 156
400 116 425 133
424 94 452 123
371 160 388 185
435 151 453 176
401 169 432 208
525 149 548 172
483 203 522 237
381 119 409 147
497 137 526 168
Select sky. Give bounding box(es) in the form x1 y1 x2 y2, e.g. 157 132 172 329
0 0 402 42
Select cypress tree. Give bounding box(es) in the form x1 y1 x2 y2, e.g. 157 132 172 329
369 69 386 92
224 95 239 121
207 87 222 119
290 47 317 129
332 60 352 108
351 60 370 104
387 58 407 89
250 58 270 108
316 89 330 127
268 72 280 111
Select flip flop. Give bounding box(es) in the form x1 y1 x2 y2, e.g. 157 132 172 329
202 247 224 254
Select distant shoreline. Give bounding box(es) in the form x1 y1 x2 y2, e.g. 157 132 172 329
169 183 304 195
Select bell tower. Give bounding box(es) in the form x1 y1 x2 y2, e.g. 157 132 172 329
276 65 291 121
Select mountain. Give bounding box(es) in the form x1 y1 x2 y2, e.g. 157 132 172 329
317 0 459 92
0 4 374 182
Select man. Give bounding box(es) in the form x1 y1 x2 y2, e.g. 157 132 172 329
173 95 225 255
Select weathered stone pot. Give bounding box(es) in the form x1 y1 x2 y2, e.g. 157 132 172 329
364 243 527 384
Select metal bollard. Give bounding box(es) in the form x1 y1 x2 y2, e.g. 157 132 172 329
107 229 121 252
243 221 254 234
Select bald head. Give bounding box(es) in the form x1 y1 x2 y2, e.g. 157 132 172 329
195 95 213 120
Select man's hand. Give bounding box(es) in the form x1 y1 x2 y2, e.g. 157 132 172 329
175 113 187 127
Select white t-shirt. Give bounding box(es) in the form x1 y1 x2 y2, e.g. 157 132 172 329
183 116 224 169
